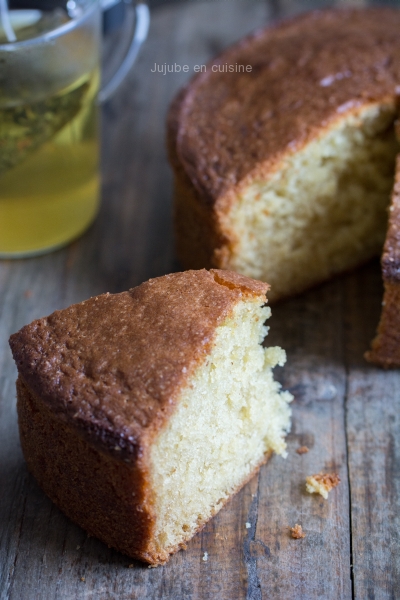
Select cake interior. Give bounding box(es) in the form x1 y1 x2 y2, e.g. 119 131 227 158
150 297 292 554
227 102 400 301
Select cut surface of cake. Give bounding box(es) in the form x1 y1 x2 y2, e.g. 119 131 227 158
9 269 292 565
168 8 400 303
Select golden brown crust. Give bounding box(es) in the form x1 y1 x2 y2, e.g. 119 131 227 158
306 473 341 499
170 8 400 370
290 524 306 539
10 269 272 564
296 446 309 455
366 156 400 367
174 168 229 272
168 8 400 209
209 268 269 295
169 8 400 276
17 376 272 565
365 282 400 368
9 270 268 458
16 377 162 564
382 155 400 283
311 473 340 489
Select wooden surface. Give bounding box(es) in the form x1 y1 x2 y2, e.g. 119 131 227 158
1 0 400 598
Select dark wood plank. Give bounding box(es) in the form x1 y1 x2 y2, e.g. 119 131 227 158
259 278 352 600
345 262 400 600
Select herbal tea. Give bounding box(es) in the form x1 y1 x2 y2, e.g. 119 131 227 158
0 67 100 256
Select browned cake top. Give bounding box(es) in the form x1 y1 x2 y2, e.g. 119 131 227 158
168 8 400 206
382 155 400 282
9 269 268 456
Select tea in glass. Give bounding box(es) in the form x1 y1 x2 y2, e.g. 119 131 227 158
0 0 101 256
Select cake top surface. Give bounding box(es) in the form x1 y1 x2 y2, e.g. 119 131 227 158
10 269 268 456
168 8 400 206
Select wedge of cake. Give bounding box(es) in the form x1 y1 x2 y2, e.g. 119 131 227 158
9 269 292 565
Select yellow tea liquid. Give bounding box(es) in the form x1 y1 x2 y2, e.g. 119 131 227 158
0 68 100 256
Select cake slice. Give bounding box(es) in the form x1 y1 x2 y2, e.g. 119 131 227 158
9 269 292 565
366 155 400 367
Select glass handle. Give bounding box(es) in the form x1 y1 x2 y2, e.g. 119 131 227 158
98 0 150 104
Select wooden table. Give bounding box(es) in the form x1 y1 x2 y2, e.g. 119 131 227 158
1 0 400 598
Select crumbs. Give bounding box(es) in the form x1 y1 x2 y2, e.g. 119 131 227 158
290 524 306 539
296 446 309 455
306 473 341 499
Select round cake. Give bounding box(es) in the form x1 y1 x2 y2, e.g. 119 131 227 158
168 7 400 366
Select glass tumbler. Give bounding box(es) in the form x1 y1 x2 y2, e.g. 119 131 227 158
0 0 149 257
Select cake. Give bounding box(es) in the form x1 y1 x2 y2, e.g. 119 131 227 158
168 8 400 303
366 155 400 367
9 269 292 565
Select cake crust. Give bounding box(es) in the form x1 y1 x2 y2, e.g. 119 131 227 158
10 269 268 458
168 8 400 276
10 269 275 564
169 8 400 209
16 376 272 564
16 377 158 562
381 156 400 284
366 156 400 367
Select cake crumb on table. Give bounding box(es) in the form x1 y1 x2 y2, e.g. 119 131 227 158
80 577 85 582
296 446 309 455
245 522 251 529
306 473 341 499
202 552 208 562
290 524 306 539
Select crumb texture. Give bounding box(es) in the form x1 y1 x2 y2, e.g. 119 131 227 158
150 300 292 553
170 8 400 204
290 524 306 539
306 473 341 499
9 269 262 453
170 8 400 305
229 103 399 301
10 269 291 565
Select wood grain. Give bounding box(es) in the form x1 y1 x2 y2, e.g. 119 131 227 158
344 263 400 600
258 278 352 600
0 0 399 598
